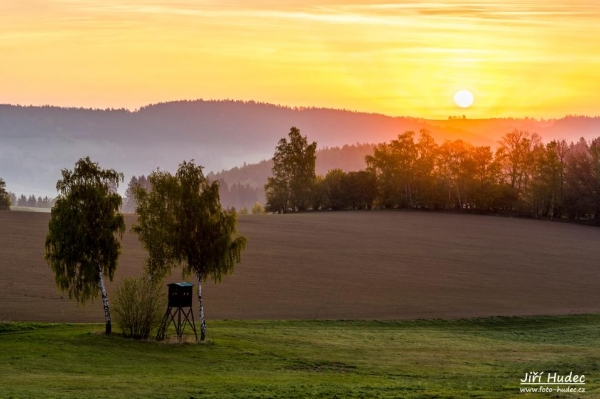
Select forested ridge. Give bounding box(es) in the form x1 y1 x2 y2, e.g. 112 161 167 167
2 100 600 196
2 100 600 220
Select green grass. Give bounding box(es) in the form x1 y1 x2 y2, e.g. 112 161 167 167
1 315 599 398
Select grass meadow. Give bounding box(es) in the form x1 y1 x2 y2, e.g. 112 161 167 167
1 316 599 398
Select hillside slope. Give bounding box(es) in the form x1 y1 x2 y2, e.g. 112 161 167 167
209 143 375 191
2 100 598 195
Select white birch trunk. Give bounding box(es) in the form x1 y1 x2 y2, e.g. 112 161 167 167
97 264 111 335
196 273 206 341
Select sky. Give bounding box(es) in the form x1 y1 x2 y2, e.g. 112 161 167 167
1 0 600 119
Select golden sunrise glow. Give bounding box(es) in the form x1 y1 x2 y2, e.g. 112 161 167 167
1 1 600 118
454 90 474 108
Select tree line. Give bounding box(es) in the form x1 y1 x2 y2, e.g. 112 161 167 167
122 174 263 214
1 193 56 209
265 127 600 224
15 194 56 208
0 182 55 210
0 173 261 214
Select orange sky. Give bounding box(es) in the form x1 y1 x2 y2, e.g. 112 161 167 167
1 0 599 118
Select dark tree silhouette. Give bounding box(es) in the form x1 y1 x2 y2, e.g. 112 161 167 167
265 127 317 213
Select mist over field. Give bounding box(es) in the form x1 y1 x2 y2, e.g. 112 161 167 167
2 100 599 196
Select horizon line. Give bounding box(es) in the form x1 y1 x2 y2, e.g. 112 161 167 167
1 99 599 121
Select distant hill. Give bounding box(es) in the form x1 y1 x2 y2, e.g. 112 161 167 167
209 144 376 210
1 100 598 196
209 143 376 189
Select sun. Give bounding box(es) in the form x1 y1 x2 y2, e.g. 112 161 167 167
454 90 474 108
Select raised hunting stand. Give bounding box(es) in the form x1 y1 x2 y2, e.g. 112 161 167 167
156 282 198 342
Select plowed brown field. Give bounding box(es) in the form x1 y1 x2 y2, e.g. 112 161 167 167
1 210 600 322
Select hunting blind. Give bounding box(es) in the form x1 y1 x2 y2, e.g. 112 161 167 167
156 282 198 342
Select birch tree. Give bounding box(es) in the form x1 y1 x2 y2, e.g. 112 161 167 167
45 157 125 335
132 170 179 282
133 160 247 341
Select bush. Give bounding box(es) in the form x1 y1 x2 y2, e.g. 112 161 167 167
112 277 165 339
251 202 265 214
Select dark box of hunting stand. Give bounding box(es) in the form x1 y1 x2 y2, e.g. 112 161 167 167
167 282 194 308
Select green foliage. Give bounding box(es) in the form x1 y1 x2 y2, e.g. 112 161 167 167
173 161 247 282
133 160 247 340
112 277 165 340
251 202 265 214
134 162 247 282
323 168 347 210
2 316 600 398
0 178 10 210
265 127 317 213
310 175 328 210
132 171 179 282
312 170 378 211
345 170 377 209
44 157 125 334
45 157 125 303
238 207 248 215
264 175 289 213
